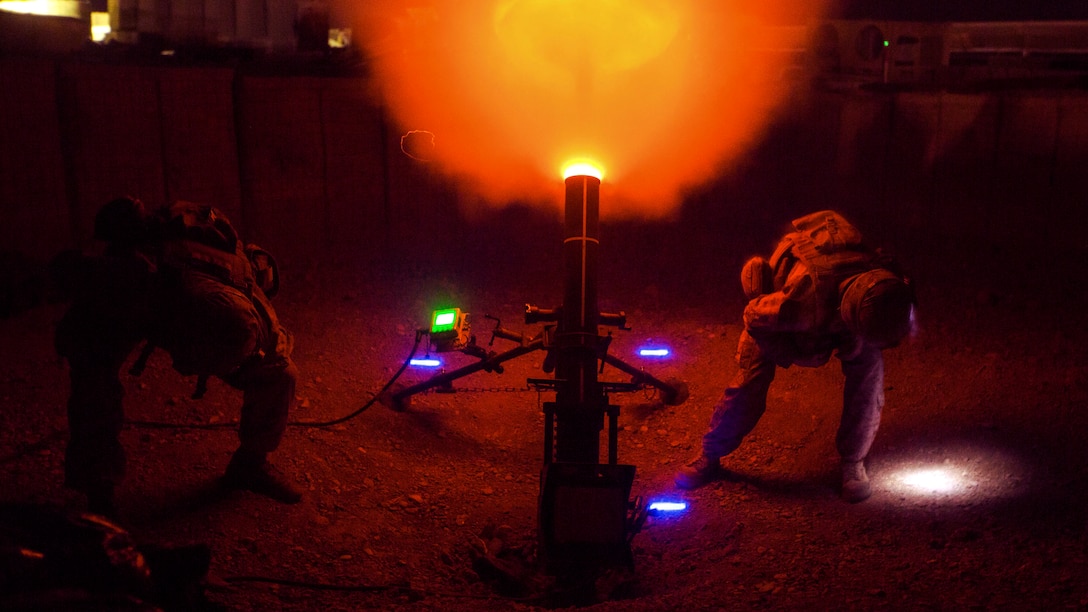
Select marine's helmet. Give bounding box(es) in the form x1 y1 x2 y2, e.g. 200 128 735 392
840 269 915 348
94 197 149 245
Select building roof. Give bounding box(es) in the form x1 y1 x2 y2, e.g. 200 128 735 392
833 0 1088 23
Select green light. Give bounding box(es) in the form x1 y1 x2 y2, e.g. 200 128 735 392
431 308 460 334
883 40 889 47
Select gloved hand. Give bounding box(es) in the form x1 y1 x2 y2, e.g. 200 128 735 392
740 256 772 301
245 244 279 298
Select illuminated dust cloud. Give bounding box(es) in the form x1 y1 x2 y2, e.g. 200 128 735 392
352 0 828 217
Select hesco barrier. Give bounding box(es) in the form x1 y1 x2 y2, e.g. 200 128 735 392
1 55 1087 266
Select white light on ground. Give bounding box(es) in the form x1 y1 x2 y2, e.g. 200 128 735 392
899 468 963 493
874 440 1031 507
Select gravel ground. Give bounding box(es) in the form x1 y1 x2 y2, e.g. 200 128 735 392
2 214 1087 611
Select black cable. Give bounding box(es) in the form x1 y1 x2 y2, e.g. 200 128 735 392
126 330 424 430
128 331 421 430
286 329 423 428
126 419 235 430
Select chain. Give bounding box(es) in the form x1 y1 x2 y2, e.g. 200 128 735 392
427 384 657 396
444 386 534 394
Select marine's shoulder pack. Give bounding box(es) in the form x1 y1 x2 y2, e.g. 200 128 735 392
157 201 251 291
770 211 873 281
768 210 887 326
154 201 279 298
133 202 282 389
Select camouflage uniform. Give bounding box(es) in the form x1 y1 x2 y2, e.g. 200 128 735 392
152 229 297 462
679 211 913 502
54 199 299 514
54 246 154 500
701 268 885 465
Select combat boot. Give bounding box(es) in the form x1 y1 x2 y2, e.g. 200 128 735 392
841 460 871 503
675 454 724 490
223 451 302 504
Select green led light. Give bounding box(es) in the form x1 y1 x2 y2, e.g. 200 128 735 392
431 308 460 334
883 40 889 47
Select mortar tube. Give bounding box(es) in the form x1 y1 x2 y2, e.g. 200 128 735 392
553 174 605 464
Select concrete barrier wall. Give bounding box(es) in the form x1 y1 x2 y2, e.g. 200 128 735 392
318 80 388 256
158 66 242 224
829 93 893 237
1049 94 1088 249
58 61 167 243
0 58 69 259
236 76 328 259
882 91 942 235
995 93 1061 239
813 88 1087 257
1 56 1086 271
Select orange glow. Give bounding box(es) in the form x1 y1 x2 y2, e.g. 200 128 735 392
562 161 603 180
353 1 827 217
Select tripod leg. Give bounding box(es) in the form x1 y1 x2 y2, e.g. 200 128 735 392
381 340 546 410
600 354 689 406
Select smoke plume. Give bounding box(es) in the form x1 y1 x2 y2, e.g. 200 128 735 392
350 1 828 217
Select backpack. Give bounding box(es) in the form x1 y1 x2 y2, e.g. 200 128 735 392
767 211 886 329
132 202 281 393
158 202 252 292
